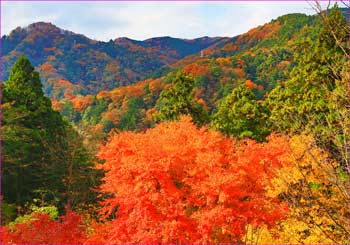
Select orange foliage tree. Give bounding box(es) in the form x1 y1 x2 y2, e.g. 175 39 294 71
245 79 258 90
71 95 94 112
182 63 211 78
233 68 245 80
89 117 288 244
40 62 57 74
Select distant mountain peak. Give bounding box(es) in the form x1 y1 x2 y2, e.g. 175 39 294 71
114 37 138 44
144 36 172 41
27 21 58 29
24 22 62 34
2 9 325 98
7 21 78 39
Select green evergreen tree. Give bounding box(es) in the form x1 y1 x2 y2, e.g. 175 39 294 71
212 82 270 142
156 72 209 126
117 97 143 131
266 38 331 133
2 55 100 219
319 3 348 53
2 55 67 207
62 125 102 210
266 5 347 135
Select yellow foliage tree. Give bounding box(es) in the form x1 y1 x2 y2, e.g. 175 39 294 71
245 134 349 244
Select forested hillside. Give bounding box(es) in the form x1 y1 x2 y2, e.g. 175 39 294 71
1 23 224 97
2 4 350 244
50 11 322 144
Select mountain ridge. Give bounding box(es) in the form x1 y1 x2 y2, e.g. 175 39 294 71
46 11 324 138
2 8 348 101
2 21 225 98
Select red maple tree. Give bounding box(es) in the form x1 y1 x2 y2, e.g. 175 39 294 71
2 208 86 244
90 117 288 244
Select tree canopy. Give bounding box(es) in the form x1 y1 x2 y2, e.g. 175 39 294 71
2 55 100 216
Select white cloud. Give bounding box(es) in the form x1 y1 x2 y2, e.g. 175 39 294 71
0 1 331 41
1 1 58 35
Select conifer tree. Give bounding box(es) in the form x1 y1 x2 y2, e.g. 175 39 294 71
2 55 100 217
266 5 347 136
156 72 209 126
212 82 270 142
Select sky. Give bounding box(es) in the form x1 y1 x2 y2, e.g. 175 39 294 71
0 1 330 41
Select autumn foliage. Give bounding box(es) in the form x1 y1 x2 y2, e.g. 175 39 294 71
2 209 86 244
241 134 350 244
2 6 349 244
71 95 94 112
89 117 288 244
182 63 211 78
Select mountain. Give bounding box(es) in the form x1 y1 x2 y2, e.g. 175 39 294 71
170 13 319 68
1 22 225 98
3 9 348 141
47 12 324 144
3 5 350 244
3 8 342 100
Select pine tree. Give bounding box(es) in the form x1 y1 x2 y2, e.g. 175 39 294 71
266 5 349 156
212 82 270 141
2 55 100 217
3 55 65 206
156 72 209 126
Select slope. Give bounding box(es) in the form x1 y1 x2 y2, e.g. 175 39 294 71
1 22 224 98
50 12 323 149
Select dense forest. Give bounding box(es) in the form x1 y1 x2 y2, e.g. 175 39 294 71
2 3 350 244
